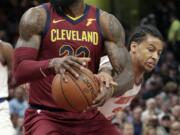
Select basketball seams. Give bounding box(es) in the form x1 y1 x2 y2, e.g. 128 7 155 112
69 73 91 106
60 75 80 112
52 69 99 112
52 74 62 103
80 69 99 97
80 73 96 100
81 69 99 90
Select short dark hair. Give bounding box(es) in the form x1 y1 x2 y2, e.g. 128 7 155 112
127 25 163 50
161 115 170 121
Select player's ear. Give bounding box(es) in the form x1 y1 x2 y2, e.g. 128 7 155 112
130 41 138 53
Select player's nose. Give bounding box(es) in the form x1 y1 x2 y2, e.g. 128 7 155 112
152 52 159 61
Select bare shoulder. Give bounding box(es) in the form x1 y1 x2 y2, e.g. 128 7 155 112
99 10 125 45
16 6 47 49
19 6 47 40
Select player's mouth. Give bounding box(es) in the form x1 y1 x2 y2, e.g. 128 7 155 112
146 62 155 68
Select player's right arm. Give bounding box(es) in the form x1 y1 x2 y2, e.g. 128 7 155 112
14 6 90 85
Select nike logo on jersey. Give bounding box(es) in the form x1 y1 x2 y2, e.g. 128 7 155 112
53 19 65 24
86 18 96 26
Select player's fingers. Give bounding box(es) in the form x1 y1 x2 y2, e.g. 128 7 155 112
84 105 97 112
94 74 105 83
85 91 106 110
99 79 104 92
72 57 91 66
96 98 106 107
100 76 106 82
54 66 59 74
110 81 118 86
59 69 64 77
59 68 68 82
91 96 106 108
93 90 106 104
62 63 79 78
104 77 110 88
77 57 91 64
88 104 98 109
66 59 84 70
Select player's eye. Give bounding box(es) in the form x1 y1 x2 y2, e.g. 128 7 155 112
147 48 154 52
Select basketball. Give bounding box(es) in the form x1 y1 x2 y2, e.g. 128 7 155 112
51 68 100 112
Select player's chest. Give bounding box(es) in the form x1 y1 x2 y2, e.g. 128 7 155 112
42 25 101 58
48 22 99 46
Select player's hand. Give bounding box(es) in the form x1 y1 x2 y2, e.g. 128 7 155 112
95 72 118 88
49 56 91 81
85 72 117 111
90 85 114 108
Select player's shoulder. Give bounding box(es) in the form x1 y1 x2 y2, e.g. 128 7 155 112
22 5 47 25
20 5 47 32
99 9 117 21
99 10 124 41
19 5 47 40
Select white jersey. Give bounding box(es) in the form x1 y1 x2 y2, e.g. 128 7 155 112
98 56 141 119
0 101 16 135
99 84 141 119
0 62 8 98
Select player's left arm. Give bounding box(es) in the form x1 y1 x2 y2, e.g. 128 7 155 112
98 11 134 97
91 11 134 108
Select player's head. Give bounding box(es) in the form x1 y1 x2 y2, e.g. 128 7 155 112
50 0 77 7
50 0 83 14
128 25 164 72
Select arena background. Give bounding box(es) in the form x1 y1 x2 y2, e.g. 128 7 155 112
0 0 179 135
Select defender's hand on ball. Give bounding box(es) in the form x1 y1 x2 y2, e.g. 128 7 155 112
86 72 117 110
49 56 91 82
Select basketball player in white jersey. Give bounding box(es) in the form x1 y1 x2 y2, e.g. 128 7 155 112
0 40 16 134
98 25 164 119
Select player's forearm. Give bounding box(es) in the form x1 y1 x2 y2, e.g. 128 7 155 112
113 68 134 97
14 60 54 85
104 42 134 96
113 49 134 97
13 47 54 85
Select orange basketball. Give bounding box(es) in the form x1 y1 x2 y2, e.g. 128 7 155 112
51 68 100 112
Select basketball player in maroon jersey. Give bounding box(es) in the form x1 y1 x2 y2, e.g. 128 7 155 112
13 0 133 134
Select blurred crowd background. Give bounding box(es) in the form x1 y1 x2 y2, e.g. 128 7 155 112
0 0 179 135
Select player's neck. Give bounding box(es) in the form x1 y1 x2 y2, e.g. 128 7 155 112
63 1 84 17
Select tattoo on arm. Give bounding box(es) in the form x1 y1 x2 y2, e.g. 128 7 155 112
16 6 46 50
108 14 125 47
100 10 126 72
100 10 134 96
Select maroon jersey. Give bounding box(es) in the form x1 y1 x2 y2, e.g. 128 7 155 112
29 3 103 111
